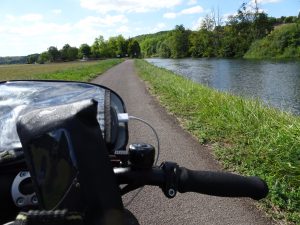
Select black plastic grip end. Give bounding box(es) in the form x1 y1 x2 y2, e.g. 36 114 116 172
245 176 269 200
178 168 269 200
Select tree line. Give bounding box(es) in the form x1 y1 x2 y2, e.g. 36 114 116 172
137 5 300 59
0 56 27 65
26 36 141 64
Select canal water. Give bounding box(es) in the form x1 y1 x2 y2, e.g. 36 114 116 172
146 58 300 115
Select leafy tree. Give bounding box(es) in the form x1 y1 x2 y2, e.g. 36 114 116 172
128 40 141 58
141 38 161 57
268 17 278 26
157 41 171 58
278 16 286 24
60 44 71 61
107 37 118 57
253 13 273 39
37 52 50 64
91 35 128 58
189 29 215 57
68 47 79 61
79 44 91 58
60 44 79 61
169 25 190 58
26 54 39 64
136 31 170 57
47 46 60 62
91 36 104 58
218 26 238 57
141 34 170 57
284 16 296 24
115 35 128 57
201 14 216 31
223 3 256 57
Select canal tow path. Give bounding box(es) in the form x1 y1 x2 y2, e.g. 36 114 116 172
92 60 274 225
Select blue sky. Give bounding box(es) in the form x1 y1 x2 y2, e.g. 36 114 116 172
0 0 298 56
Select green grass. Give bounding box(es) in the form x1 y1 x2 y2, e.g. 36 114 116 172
0 59 123 81
135 59 300 224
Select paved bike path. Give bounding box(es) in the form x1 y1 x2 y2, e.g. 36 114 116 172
92 60 274 225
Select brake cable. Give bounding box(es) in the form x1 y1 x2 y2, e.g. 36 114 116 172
123 115 160 207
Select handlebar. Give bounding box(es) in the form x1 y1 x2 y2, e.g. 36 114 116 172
178 168 268 200
0 162 268 224
115 163 268 200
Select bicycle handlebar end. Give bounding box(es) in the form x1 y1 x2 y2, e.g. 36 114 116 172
178 168 269 200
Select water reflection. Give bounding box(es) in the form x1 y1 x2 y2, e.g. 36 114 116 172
146 58 300 115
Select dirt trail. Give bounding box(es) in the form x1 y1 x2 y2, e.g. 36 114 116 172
92 60 274 225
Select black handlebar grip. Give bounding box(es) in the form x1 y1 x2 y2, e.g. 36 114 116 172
178 168 268 200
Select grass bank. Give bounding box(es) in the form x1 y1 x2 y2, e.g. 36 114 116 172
0 59 123 81
135 59 300 224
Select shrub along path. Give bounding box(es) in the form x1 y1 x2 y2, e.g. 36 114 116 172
92 60 274 225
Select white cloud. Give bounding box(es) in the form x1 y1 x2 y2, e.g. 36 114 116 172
1 14 71 40
163 12 177 19
51 9 62 14
5 14 16 22
247 0 281 13
6 22 72 37
2 13 43 23
80 0 182 13
20 13 43 22
0 20 75 56
241 1 270 13
256 0 281 4
180 6 203 15
76 15 128 28
163 5 203 19
0 12 131 56
20 14 43 22
187 0 197 6
150 23 167 33
116 25 130 33
156 22 167 29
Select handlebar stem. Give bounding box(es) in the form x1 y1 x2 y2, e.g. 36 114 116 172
160 162 179 198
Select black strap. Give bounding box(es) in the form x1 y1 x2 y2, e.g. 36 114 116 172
0 149 23 164
13 210 83 225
